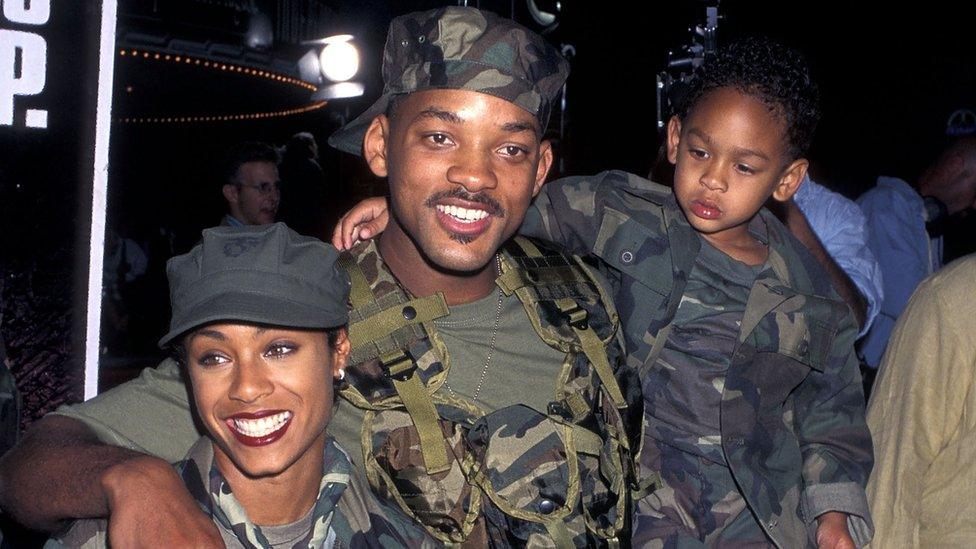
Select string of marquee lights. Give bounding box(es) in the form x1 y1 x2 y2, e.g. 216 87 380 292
118 101 326 124
116 48 325 124
118 48 316 91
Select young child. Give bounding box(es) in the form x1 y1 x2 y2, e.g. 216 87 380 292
333 37 874 548
530 37 873 548
51 223 434 548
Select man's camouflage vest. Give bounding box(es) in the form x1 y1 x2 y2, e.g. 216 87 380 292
338 236 639 547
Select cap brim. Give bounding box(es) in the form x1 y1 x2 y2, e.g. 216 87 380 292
158 291 348 349
327 93 393 156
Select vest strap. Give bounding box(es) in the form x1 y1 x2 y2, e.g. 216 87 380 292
347 293 449 350
341 255 452 475
572 321 627 409
509 237 628 409
379 349 451 475
495 265 581 296
341 253 374 306
631 470 662 502
543 518 576 549
571 424 604 457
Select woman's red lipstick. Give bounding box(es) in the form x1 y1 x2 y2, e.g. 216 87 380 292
225 410 292 447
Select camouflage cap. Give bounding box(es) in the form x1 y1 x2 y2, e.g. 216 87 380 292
159 223 350 348
328 6 570 156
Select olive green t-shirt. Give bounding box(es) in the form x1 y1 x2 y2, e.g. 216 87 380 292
54 286 566 470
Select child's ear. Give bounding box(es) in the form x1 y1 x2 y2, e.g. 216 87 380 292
771 158 809 202
666 116 682 165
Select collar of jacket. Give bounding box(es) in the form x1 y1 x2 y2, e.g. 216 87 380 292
659 191 699 304
662 199 818 342
176 436 351 549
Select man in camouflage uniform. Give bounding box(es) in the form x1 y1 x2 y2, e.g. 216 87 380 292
0 7 636 547
335 165 875 547
334 37 874 546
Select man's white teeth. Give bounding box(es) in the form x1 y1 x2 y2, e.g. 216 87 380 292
436 204 489 223
231 411 291 438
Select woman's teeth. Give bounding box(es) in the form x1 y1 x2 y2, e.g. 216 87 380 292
231 411 292 437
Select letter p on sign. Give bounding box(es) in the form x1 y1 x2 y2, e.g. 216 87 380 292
0 29 46 128
1 0 51 129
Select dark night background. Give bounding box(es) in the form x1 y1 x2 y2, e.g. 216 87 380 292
1 0 974 427
111 1 976 229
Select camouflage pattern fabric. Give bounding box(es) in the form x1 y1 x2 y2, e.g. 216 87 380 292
179 437 341 548
635 231 773 546
328 6 570 156
51 437 435 548
633 441 770 547
521 170 874 548
641 238 761 468
338 237 638 547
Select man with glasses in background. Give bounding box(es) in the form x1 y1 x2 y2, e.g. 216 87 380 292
219 141 281 227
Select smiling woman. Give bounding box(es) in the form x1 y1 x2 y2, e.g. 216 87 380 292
50 223 434 548
183 323 345 527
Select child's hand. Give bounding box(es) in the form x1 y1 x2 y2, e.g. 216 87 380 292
816 511 855 549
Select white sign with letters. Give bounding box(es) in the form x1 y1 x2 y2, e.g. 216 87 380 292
0 0 50 128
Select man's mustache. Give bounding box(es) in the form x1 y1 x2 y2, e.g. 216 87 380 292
424 188 506 218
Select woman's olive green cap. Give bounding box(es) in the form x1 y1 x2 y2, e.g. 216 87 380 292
159 223 350 348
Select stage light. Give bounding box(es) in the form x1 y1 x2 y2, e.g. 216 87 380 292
319 35 359 83
301 34 363 100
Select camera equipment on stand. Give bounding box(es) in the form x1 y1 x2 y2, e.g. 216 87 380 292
656 1 721 133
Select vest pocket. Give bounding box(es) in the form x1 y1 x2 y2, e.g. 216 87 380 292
363 408 481 543
467 404 585 545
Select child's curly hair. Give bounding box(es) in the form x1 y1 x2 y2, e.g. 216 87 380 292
679 36 821 161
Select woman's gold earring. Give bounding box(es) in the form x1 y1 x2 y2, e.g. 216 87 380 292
337 369 346 381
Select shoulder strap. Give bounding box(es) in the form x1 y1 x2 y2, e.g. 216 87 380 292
504 237 627 409
340 254 450 360
339 254 451 475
